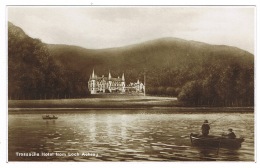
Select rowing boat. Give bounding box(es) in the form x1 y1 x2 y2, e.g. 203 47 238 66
42 115 58 120
190 133 244 148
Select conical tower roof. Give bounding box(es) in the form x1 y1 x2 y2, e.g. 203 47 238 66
109 71 111 79
92 69 95 78
122 73 125 81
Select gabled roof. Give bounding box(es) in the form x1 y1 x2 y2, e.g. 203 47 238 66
89 70 124 82
90 76 123 82
110 77 123 82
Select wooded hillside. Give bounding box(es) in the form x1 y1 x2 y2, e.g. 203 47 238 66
8 22 254 106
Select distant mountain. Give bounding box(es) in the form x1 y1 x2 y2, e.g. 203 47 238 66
9 22 254 106
48 37 253 77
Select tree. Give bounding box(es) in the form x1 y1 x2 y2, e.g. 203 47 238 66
178 81 203 106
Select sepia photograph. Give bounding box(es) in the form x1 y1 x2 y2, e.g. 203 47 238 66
7 6 254 162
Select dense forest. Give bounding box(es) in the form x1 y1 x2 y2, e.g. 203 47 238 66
8 22 88 99
8 22 254 106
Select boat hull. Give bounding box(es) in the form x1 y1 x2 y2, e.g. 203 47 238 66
42 116 58 120
190 133 244 149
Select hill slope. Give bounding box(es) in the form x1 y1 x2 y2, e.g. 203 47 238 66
48 37 253 83
9 22 254 106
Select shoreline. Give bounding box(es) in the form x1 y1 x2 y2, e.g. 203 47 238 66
8 97 254 112
8 107 254 113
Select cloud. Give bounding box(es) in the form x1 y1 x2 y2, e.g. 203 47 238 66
8 6 255 53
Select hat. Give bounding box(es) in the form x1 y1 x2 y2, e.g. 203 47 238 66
228 128 233 131
204 120 208 123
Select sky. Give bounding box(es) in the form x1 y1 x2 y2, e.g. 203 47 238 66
8 6 255 53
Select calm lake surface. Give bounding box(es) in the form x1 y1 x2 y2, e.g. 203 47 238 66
8 110 254 161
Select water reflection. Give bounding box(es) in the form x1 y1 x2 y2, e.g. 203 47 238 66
45 120 56 126
221 149 240 161
120 114 127 141
106 114 113 140
89 114 96 142
8 111 254 161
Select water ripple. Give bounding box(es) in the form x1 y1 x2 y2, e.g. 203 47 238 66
8 111 254 161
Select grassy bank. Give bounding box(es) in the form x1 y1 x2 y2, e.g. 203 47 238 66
8 96 178 108
8 96 254 112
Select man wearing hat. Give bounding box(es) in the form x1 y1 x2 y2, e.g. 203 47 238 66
201 120 210 136
222 128 236 139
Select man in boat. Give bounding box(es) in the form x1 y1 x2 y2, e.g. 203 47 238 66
222 128 236 139
201 120 210 136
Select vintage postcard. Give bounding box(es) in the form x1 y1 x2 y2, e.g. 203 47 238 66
7 6 254 162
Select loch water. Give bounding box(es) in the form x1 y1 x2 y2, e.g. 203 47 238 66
8 110 254 161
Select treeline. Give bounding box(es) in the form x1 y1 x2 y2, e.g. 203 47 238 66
178 64 254 106
8 22 89 100
144 62 254 106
